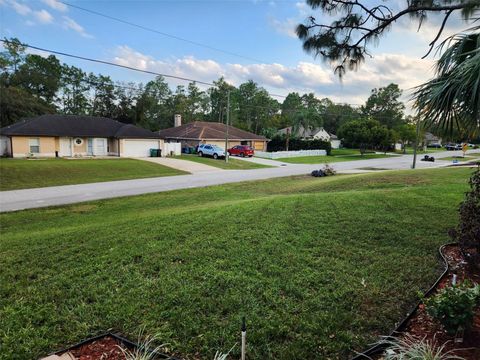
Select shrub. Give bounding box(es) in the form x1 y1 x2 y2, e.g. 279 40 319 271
449 169 480 269
425 282 480 335
381 335 464 360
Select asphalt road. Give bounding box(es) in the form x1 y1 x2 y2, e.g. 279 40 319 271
0 150 475 212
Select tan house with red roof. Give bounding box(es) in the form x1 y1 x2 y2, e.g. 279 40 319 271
159 118 268 151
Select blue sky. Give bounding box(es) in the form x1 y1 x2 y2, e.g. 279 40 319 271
0 0 470 107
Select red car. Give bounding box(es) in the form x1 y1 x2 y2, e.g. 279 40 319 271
228 145 254 157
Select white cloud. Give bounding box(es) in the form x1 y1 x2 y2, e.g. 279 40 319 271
2 0 55 25
34 9 53 24
8 0 31 15
41 0 67 12
111 45 438 110
268 16 298 38
63 16 93 38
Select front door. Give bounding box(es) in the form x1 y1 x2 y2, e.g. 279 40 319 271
87 138 94 155
59 137 72 157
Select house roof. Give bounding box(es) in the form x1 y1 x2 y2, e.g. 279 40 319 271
159 121 267 141
0 115 161 139
424 132 441 141
278 126 328 139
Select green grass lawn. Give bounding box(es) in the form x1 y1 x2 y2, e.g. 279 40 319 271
277 152 397 164
180 154 271 169
0 158 187 191
438 156 479 162
0 168 473 359
398 147 445 155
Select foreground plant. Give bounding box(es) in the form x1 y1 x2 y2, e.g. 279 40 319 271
449 169 480 270
381 335 464 360
119 333 168 360
426 281 480 336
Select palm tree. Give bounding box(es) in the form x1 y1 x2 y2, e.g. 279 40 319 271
413 27 480 139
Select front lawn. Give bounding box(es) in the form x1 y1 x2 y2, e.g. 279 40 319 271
438 156 479 162
277 152 396 164
180 154 271 169
0 168 472 359
0 158 187 191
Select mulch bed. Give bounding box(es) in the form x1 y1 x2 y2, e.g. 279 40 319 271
60 336 128 360
397 245 480 360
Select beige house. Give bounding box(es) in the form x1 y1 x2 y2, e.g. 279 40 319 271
0 115 163 158
159 117 268 151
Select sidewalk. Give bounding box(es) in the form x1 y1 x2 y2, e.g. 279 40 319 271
140 157 222 174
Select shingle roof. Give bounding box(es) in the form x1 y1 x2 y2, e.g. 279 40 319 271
0 115 161 139
278 126 328 138
159 121 267 141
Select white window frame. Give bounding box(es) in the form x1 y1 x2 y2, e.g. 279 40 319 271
29 138 40 154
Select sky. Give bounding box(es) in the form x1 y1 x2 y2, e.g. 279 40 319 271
0 0 471 109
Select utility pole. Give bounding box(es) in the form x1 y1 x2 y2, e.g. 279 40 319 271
224 90 230 163
412 118 421 169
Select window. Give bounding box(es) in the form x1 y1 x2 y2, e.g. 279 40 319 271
29 138 40 153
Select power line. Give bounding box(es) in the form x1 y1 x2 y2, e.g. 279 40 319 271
1 39 373 113
0 39 215 87
60 1 267 64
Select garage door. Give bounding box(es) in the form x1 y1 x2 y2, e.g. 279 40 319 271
123 140 160 158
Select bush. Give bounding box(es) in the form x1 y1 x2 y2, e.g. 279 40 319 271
449 169 480 269
381 335 464 360
425 281 480 335
267 136 331 155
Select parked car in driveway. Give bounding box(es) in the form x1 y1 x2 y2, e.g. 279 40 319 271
427 143 442 148
228 145 254 157
445 143 462 151
197 144 225 159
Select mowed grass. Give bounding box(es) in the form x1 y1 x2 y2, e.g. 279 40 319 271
0 158 187 191
181 154 271 169
0 168 473 359
277 152 397 164
438 156 476 162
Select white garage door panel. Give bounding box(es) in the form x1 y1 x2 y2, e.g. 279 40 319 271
123 140 159 157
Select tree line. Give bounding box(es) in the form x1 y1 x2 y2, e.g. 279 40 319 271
1 37 417 146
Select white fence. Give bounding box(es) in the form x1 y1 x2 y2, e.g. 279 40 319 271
256 149 327 159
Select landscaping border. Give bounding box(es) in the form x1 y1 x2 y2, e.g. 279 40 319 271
350 242 454 359
49 331 177 359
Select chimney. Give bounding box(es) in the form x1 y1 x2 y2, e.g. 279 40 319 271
174 114 182 127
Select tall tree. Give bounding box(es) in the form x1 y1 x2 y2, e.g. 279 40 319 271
338 118 393 154
89 74 116 118
208 77 235 123
114 82 138 124
296 0 480 77
362 83 405 129
14 54 62 104
59 64 89 115
320 99 361 134
186 82 209 122
1 37 26 73
281 92 303 127
136 76 173 130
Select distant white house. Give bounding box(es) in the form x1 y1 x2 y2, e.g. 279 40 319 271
424 132 442 146
278 126 341 149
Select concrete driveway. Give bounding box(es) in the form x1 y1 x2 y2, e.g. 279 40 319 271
2 151 470 212
140 157 222 174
